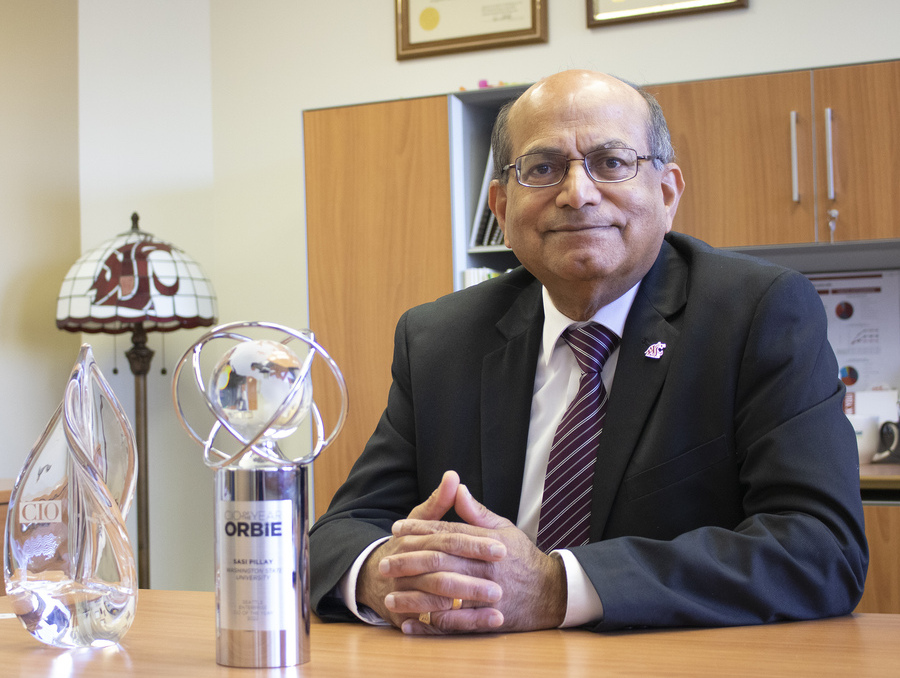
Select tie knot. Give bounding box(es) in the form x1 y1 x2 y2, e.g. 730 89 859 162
563 322 619 374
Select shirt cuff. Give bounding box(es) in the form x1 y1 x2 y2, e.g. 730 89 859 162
337 536 392 626
555 548 604 627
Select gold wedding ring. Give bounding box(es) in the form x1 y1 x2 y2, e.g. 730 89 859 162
419 599 462 624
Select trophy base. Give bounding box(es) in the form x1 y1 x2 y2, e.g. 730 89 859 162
214 466 311 668
216 627 309 668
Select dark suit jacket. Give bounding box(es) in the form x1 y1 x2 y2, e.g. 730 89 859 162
309 231 868 630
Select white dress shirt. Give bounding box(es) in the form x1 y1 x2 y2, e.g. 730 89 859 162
337 281 640 627
518 284 638 625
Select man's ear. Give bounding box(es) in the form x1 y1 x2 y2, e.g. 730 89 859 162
488 179 508 244
660 163 685 233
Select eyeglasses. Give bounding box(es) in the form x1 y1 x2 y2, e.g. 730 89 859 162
502 148 660 187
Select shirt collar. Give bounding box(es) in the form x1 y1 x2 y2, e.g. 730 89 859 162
540 283 640 367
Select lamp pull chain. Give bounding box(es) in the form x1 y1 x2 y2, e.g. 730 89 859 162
113 335 119 374
160 336 168 375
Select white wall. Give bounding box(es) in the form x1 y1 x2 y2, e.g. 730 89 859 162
77 0 217 591
68 0 900 591
265 1 897 110
0 4 81 476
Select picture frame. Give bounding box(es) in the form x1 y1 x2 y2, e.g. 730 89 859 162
587 0 747 27
396 0 548 61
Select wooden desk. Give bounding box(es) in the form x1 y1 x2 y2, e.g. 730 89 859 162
1 590 899 677
860 462 900 491
0 478 13 596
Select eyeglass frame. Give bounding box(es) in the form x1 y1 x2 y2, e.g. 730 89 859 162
501 148 662 188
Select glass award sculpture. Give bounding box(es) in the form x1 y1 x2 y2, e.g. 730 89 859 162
172 321 347 668
3 344 138 648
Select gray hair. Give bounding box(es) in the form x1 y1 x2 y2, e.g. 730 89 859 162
491 78 675 182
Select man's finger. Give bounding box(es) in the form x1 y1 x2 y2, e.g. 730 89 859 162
406 470 460 521
454 483 515 531
385 530 507 562
384 574 502 611
400 608 504 635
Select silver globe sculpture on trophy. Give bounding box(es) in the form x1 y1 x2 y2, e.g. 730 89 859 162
172 321 348 668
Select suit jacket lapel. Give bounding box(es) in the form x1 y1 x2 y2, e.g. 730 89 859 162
479 278 543 521
590 239 688 539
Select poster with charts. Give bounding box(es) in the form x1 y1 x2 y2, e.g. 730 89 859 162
807 270 900 392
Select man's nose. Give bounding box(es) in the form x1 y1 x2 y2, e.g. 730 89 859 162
556 160 603 208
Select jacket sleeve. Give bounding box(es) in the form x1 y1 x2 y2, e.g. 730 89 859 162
578 270 869 629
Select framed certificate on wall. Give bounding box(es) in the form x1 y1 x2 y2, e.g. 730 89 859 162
588 0 747 27
396 0 548 60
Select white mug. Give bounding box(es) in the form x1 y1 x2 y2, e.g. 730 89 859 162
847 414 880 464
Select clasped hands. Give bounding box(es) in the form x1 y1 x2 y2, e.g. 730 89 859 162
357 471 567 635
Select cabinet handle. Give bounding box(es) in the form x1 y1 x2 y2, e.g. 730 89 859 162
790 111 800 202
827 209 839 244
825 107 835 200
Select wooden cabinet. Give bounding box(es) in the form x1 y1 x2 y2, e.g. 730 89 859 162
304 88 525 518
856 503 900 613
652 71 815 248
813 61 900 243
651 60 900 248
304 96 455 519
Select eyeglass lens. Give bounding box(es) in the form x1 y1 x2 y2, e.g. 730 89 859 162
516 148 639 186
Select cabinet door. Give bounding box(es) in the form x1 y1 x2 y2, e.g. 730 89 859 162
814 61 900 242
305 96 454 519
856 503 900 613
651 72 815 248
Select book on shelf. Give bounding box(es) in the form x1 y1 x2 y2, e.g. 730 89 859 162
462 267 503 288
481 212 497 246
488 216 504 246
469 151 502 249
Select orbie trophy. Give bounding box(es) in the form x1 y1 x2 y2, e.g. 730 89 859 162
171 321 347 668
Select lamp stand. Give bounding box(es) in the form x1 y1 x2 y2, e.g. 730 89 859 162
125 322 153 589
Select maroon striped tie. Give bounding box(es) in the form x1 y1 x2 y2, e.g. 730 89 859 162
536 322 619 552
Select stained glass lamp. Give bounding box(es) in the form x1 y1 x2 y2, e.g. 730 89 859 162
56 212 217 588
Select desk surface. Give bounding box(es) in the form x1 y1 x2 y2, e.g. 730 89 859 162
860 462 900 491
1 590 899 677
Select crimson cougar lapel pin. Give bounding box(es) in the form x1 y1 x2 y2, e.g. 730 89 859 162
644 342 666 359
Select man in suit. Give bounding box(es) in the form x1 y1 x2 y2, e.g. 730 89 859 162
308 70 868 634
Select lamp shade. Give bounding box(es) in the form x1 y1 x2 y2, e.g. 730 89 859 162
57 213 217 334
